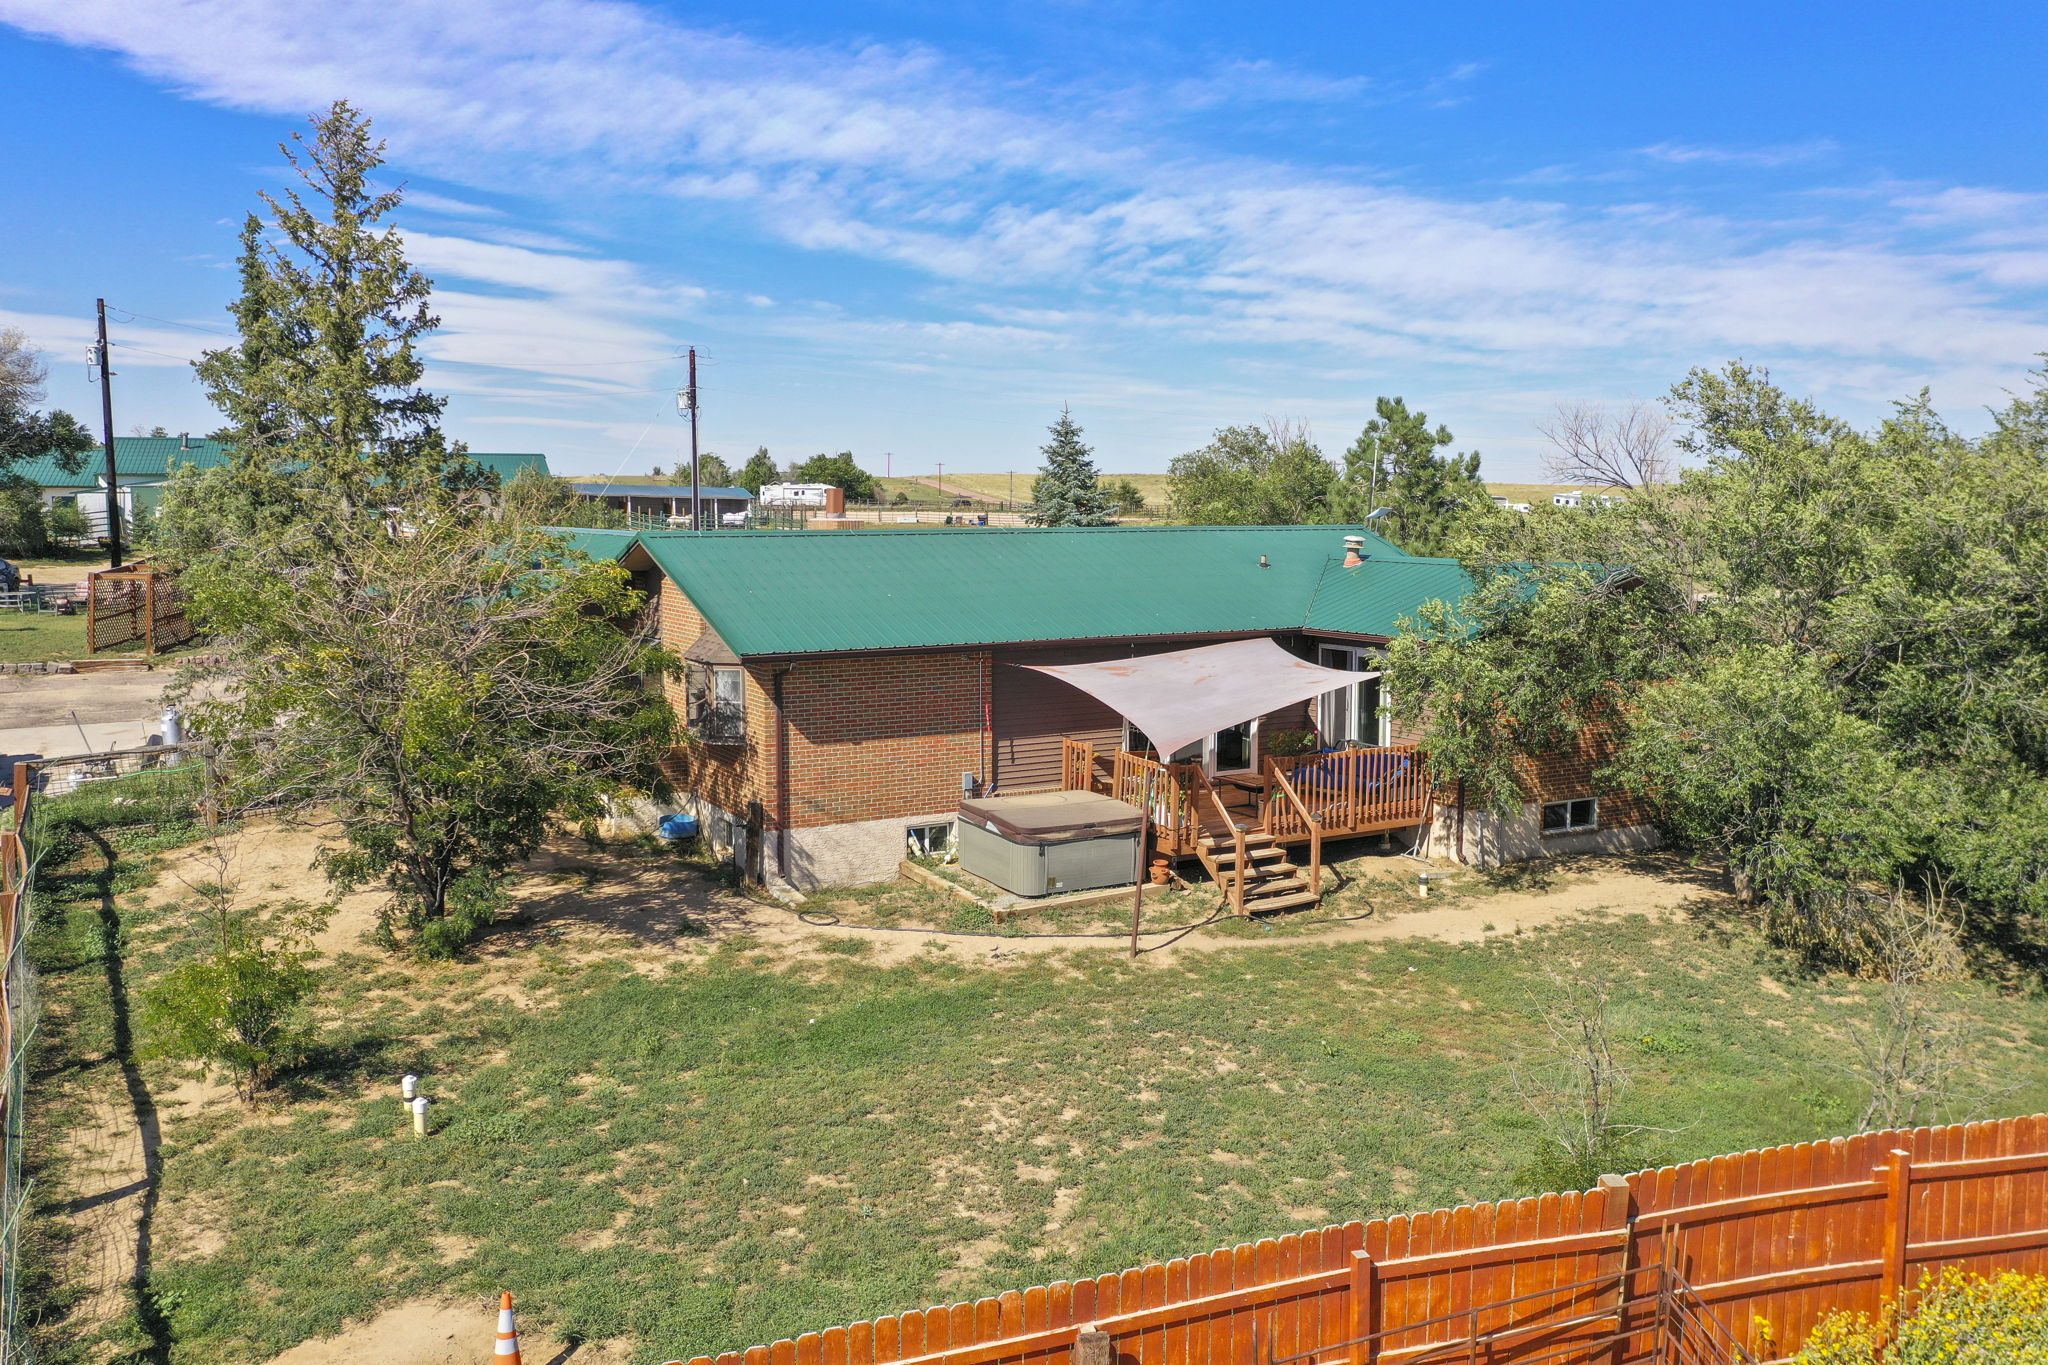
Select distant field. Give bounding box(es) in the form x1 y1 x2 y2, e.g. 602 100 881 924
581 473 1599 513
1485 482 1609 505
876 472 1175 508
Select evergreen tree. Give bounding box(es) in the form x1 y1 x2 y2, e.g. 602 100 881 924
1026 407 1112 526
738 446 777 495
182 100 486 554
1335 397 1488 555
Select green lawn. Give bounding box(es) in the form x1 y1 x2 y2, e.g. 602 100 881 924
0 608 90 663
26 829 2048 1365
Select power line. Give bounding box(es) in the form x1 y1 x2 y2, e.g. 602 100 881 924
105 304 695 371
104 306 233 336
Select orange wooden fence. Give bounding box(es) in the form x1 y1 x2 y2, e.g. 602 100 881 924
684 1115 2048 1365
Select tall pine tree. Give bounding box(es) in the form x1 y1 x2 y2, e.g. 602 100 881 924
1335 397 1488 555
1026 407 1112 526
182 100 484 553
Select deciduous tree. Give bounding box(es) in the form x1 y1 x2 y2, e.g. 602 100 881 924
1167 420 1336 525
0 327 93 553
1388 361 2048 964
178 518 676 957
793 451 876 500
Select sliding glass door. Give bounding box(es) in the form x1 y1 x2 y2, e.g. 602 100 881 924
1316 645 1389 748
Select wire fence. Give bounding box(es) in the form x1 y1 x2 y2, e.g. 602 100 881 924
0 742 214 1363
0 824 33 1365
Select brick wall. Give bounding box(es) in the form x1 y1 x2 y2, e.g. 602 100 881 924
775 651 988 829
654 576 990 838
654 579 766 819
1512 728 1652 829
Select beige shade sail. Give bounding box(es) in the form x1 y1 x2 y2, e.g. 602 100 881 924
1021 637 1377 763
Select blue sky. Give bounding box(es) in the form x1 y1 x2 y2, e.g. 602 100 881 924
3 0 2045 481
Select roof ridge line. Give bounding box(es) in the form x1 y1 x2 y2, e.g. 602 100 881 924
1299 552 1341 629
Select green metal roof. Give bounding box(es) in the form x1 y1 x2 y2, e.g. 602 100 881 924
633 524 1451 657
10 437 231 487
9 440 547 488
468 452 550 482
546 528 639 561
1302 555 1476 636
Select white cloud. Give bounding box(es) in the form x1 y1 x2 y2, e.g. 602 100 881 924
399 189 502 217
1638 139 1840 167
0 307 208 370
4 0 2045 453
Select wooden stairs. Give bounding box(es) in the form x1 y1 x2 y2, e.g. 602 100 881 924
1195 826 1321 914
1188 774 1325 915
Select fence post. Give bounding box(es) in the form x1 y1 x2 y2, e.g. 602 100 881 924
10 762 31 834
1878 1148 1913 1311
1073 1327 1112 1365
1596 1174 1635 1365
143 574 157 656
199 746 221 828
1348 1252 1379 1365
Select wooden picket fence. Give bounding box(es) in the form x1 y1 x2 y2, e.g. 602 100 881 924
684 1114 2048 1365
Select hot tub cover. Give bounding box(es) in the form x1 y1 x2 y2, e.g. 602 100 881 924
958 790 1145 845
1022 637 1375 763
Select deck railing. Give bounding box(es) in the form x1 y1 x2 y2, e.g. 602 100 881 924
1265 745 1430 836
1266 766 1323 894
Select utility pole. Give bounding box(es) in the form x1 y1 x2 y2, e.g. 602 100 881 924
682 346 700 534
93 299 122 568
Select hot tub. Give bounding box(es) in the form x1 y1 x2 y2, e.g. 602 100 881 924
954 790 1145 897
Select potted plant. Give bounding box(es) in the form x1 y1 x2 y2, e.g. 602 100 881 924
1263 727 1318 758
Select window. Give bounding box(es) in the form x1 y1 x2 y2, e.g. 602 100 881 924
691 665 746 745
1541 798 1598 834
907 822 953 858
1315 644 1390 748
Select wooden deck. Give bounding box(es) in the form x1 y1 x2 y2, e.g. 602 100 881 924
1059 739 1434 913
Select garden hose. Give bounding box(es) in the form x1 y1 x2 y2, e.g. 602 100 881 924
786 894 1383 953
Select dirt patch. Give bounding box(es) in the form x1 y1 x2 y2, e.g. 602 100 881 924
43 1089 155 1346
262 1297 637 1365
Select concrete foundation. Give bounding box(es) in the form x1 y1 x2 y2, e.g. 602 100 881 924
1419 801 1660 869
766 810 958 892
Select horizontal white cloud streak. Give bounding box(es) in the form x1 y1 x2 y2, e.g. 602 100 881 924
5 0 2046 443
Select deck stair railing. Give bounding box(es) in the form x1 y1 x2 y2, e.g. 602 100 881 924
1264 765 1323 895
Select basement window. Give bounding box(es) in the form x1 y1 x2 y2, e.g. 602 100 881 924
906 822 954 859
1541 798 1599 835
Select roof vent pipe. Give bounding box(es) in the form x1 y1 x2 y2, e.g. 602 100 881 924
1343 535 1367 567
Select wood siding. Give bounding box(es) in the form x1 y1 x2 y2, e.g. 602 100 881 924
992 637 1315 795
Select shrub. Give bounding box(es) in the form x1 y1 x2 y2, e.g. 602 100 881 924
1792 1269 2048 1365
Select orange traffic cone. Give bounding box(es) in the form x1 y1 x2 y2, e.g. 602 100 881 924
495 1291 522 1365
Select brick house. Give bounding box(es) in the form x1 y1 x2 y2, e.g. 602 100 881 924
591 525 1657 891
